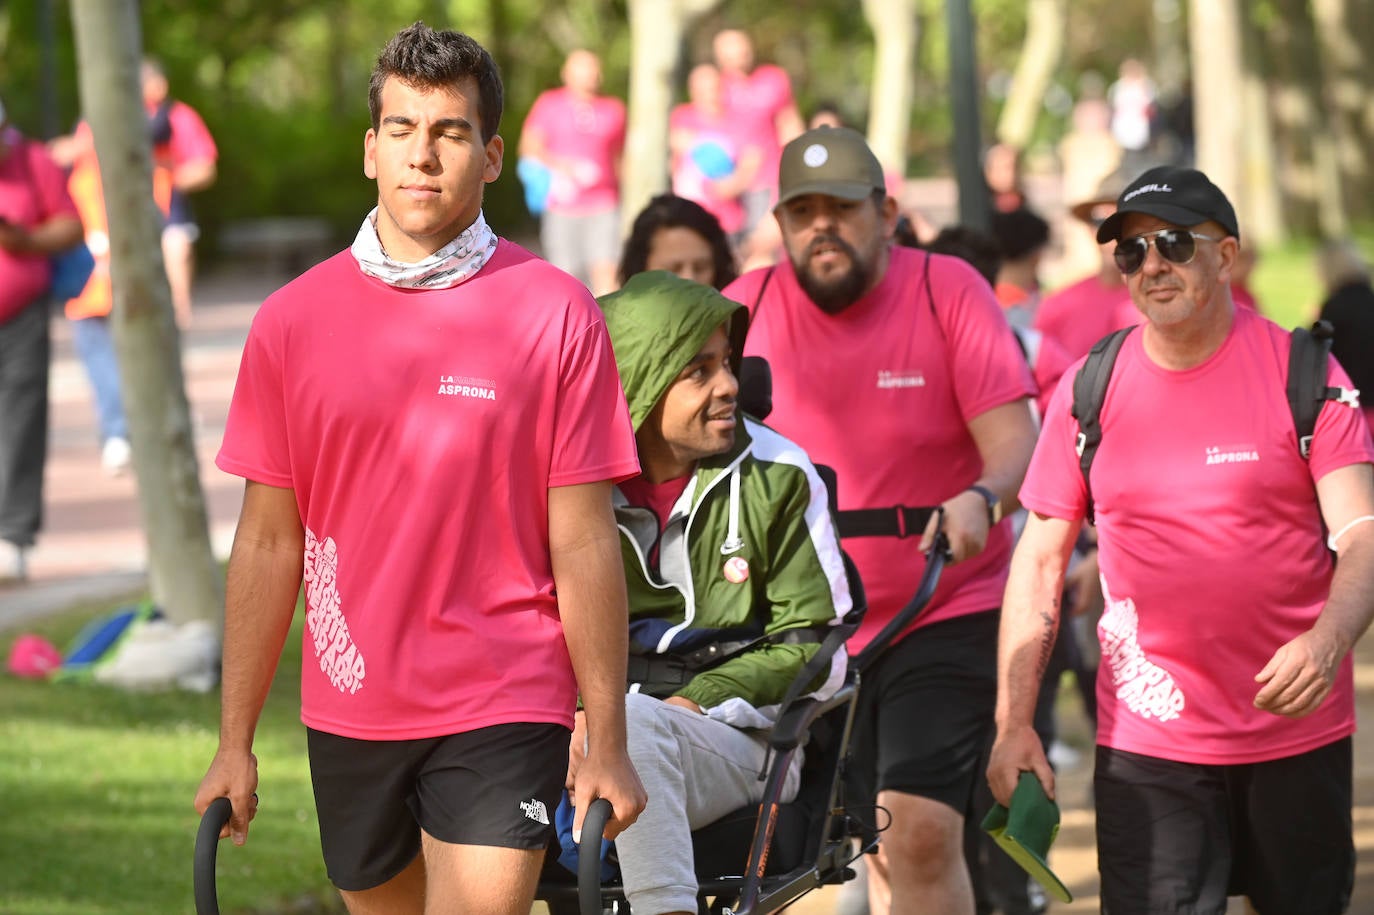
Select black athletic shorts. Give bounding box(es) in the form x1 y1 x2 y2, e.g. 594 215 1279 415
848 609 1000 819
306 721 569 891
1095 738 1354 915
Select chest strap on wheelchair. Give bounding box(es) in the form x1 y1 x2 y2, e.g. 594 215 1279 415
836 505 936 539
626 627 825 689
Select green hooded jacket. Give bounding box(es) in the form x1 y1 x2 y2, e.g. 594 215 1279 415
598 272 852 728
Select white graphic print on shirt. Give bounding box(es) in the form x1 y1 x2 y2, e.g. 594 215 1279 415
1098 576 1185 722
304 527 367 694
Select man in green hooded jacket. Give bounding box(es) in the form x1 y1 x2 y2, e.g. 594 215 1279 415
565 270 853 915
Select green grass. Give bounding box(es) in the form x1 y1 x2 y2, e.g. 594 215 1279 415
1248 227 1374 331
0 601 341 915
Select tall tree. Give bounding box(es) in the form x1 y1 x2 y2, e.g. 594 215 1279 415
863 0 919 177
1311 0 1374 223
68 0 223 626
620 0 724 233
994 0 1067 151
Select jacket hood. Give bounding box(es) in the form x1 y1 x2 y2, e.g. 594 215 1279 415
597 270 748 431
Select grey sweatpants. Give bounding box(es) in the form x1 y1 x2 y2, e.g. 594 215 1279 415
617 692 803 914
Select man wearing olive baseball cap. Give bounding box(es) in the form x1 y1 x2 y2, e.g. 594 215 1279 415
992 163 1374 913
724 127 1040 913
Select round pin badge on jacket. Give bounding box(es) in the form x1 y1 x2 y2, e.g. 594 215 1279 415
723 556 750 583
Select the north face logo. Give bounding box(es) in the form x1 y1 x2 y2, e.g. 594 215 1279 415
520 798 549 825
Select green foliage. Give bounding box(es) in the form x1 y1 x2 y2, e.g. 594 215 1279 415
0 601 332 915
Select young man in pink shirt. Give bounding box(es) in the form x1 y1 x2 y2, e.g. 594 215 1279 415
518 49 625 296
724 126 1039 914
990 166 1374 914
194 24 645 915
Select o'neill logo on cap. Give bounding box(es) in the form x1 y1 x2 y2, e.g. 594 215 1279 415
803 144 829 168
1123 182 1173 202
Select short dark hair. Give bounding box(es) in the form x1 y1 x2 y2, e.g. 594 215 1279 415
926 225 1003 287
619 194 739 290
989 206 1051 262
368 22 504 143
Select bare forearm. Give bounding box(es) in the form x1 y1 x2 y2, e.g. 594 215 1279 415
996 543 1067 730
555 531 630 752
1313 534 1374 656
970 399 1037 515
174 159 216 193
219 531 303 752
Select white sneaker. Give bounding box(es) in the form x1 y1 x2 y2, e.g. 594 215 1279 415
1 540 27 584
102 436 132 476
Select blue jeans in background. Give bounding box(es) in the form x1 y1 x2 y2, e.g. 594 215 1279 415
70 315 127 443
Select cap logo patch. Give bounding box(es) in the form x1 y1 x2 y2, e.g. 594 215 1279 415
803 144 829 168
1123 182 1172 202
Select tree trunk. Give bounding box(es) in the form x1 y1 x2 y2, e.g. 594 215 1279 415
620 0 723 235
1311 0 1374 223
994 0 1066 151
862 0 919 177
1256 0 1346 240
69 0 223 626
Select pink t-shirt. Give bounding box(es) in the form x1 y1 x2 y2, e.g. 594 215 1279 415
1022 307 1374 764
521 88 625 215
669 103 751 234
724 247 1037 651
217 240 640 740
149 100 218 168
1033 274 1139 360
720 64 794 194
0 129 78 324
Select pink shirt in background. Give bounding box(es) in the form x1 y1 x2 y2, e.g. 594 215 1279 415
0 129 78 323
669 103 752 234
725 248 1036 652
720 64 794 195
149 100 217 169
1022 307 1374 765
217 240 640 741
1033 274 1139 360
521 87 625 215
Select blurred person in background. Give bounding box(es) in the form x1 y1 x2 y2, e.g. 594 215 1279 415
142 57 218 329
0 94 83 583
1318 239 1374 434
668 64 760 249
618 193 737 290
519 49 626 295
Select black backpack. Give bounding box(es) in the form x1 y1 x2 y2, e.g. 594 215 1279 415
1071 320 1347 523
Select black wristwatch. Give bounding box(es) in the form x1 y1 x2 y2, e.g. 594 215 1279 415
968 485 1002 526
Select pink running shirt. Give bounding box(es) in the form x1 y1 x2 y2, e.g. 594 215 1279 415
148 100 217 169
521 87 626 215
669 103 752 234
725 247 1036 651
217 240 640 740
1022 307 1374 764
1033 274 1139 360
720 64 794 195
0 130 78 323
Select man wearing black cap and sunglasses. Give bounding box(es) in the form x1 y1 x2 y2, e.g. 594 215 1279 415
991 165 1374 914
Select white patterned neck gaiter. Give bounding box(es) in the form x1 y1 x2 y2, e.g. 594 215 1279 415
350 208 497 289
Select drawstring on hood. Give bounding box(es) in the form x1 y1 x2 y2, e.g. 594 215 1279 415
720 465 744 555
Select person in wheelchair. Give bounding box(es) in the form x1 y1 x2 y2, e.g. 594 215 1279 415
569 270 853 914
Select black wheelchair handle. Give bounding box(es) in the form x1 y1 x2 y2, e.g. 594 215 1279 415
579 797 614 915
194 796 233 915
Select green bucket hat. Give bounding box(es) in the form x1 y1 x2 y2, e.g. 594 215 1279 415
981 771 1073 903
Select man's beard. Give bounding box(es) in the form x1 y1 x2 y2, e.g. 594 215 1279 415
793 235 872 314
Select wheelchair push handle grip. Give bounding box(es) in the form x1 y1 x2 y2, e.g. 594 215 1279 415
578 797 613 915
194 796 233 915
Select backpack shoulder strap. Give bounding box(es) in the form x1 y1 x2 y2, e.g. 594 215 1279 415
1288 319 1344 460
1071 326 1135 524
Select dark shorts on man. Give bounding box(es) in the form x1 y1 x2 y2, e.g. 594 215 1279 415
1095 738 1353 915
848 608 1000 821
307 721 569 891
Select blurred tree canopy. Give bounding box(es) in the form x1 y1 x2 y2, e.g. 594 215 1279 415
0 0 1366 253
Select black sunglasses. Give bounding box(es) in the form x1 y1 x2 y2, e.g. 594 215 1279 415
1114 228 1222 275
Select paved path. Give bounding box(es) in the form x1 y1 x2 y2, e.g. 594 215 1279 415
0 269 281 631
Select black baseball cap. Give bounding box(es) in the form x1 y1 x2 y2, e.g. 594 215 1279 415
776 127 886 206
1096 166 1240 244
